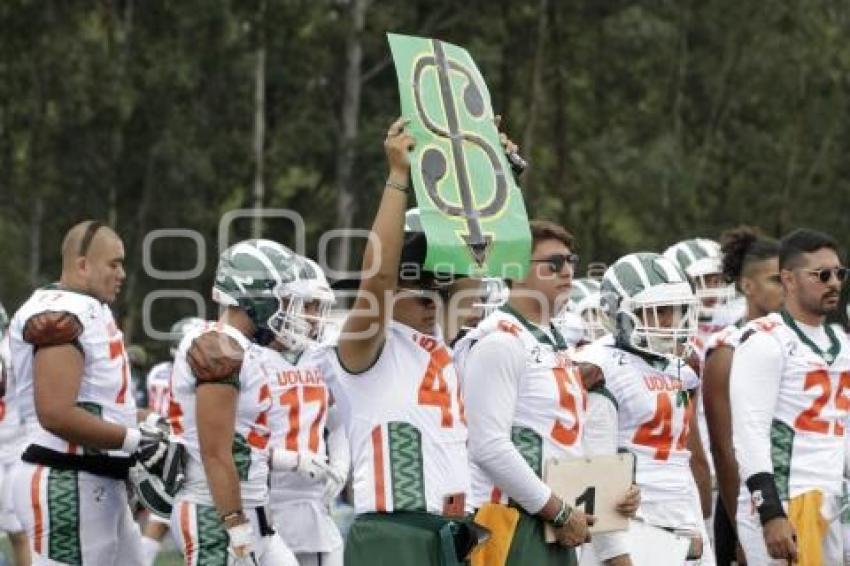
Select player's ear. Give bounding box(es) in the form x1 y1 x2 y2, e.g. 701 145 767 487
740 276 753 296
779 269 794 291
75 255 88 275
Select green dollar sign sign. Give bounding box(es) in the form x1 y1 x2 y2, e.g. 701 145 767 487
411 39 508 266
389 34 531 278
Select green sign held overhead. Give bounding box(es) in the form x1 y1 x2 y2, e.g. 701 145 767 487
388 33 531 279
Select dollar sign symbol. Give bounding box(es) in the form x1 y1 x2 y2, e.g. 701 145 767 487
412 39 508 266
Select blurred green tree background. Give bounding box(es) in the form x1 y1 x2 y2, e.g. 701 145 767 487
2 0 849 357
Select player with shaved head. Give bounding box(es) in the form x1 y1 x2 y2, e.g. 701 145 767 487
7 220 173 565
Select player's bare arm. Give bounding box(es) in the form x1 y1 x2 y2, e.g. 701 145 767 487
702 345 738 524
686 388 712 518
338 118 415 373
190 332 246 529
30 314 127 448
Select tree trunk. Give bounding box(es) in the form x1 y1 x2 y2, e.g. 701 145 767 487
331 0 369 274
550 1 568 213
120 150 157 343
102 0 133 230
251 1 267 239
520 0 549 211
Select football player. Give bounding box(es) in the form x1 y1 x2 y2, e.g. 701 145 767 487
334 119 473 565
731 228 850 563
701 226 781 565
460 221 638 566
8 220 171 565
262 257 348 566
664 238 733 524
139 316 204 566
574 252 714 564
168 239 298 565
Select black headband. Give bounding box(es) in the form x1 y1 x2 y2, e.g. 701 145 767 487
78 221 105 257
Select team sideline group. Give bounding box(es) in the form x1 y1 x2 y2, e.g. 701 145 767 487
0 119 847 565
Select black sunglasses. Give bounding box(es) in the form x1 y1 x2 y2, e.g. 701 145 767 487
802 267 848 284
530 253 579 273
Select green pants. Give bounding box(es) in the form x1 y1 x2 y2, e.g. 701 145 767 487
345 512 470 566
503 510 578 566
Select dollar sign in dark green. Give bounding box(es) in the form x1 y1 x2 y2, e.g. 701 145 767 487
412 39 508 266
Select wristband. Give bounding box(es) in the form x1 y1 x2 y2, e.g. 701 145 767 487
385 180 409 193
220 509 246 524
745 472 786 525
549 498 572 528
121 428 141 453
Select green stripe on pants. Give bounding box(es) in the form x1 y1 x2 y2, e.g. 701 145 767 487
47 468 82 565
195 503 229 566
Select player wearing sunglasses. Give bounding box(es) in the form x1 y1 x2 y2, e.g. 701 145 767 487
731 228 850 564
459 221 639 566
701 226 782 565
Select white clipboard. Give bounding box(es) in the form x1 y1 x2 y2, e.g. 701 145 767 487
543 453 635 542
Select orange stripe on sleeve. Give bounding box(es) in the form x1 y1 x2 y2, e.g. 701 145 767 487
371 426 386 512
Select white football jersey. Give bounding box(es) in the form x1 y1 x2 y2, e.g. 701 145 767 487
169 322 272 507
145 361 172 418
695 322 746 477
330 321 470 515
262 345 337 502
457 307 587 507
704 323 745 354
9 286 137 456
574 338 700 503
737 312 850 498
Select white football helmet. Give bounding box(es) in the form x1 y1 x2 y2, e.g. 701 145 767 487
663 238 735 319
600 253 699 360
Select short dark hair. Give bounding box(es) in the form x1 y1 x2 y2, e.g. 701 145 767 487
720 225 779 284
530 219 575 251
779 228 841 270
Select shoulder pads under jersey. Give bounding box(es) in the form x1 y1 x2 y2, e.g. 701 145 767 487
23 311 84 348
187 331 244 383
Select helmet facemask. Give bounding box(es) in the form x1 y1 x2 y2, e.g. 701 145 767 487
691 272 736 320
268 279 335 352
618 294 699 360
580 306 608 342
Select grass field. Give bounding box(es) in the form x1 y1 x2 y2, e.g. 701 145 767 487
0 535 184 565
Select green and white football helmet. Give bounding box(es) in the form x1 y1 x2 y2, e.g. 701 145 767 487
289 257 336 345
600 253 699 360
562 278 607 343
663 238 734 319
212 239 333 350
